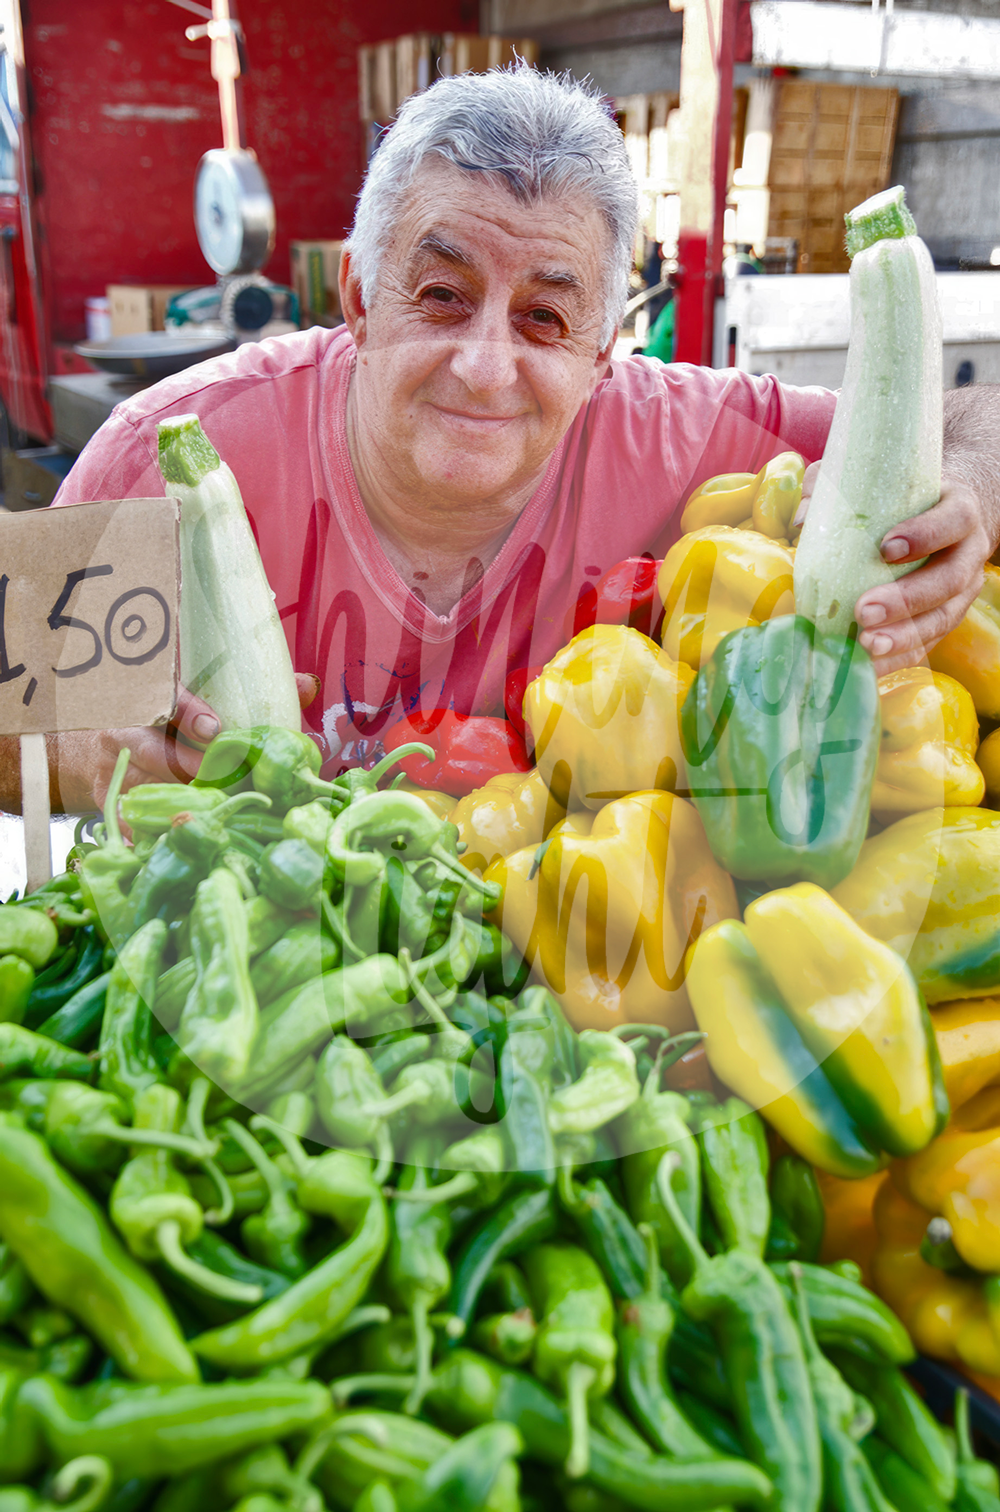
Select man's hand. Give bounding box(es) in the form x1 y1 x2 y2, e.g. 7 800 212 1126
47 672 321 813
797 383 1000 679
852 476 998 677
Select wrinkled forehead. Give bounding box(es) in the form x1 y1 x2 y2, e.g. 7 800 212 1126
384 157 613 296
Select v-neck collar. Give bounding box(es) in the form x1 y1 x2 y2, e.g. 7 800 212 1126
317 336 566 647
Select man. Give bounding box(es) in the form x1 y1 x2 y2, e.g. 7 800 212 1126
10 64 1000 812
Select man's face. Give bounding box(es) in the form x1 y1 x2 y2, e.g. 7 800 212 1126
344 159 615 513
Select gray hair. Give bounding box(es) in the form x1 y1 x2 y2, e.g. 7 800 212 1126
348 63 638 348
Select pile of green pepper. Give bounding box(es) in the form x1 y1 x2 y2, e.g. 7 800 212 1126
0 722 994 1512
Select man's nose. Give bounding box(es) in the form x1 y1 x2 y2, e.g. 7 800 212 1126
449 300 519 395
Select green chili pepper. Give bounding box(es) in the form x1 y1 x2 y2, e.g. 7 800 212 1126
0 958 34 1028
556 1168 648 1304
0 1244 32 1326
385 1144 454 1415
223 1119 311 1280
21 1374 330 1480
546 1032 639 1137
657 1154 822 1512
125 838 202 932
98 919 166 1113
521 1241 616 1478
250 727 346 810
954 1388 1000 1512
666 1312 732 1411
249 920 339 1007
766 1154 826 1263
327 793 499 913
22 926 104 1023
44 1082 209 1180
176 868 258 1086
36 972 109 1050
244 894 300 957
0 906 58 971
862 1437 951 1512
282 798 336 855
0 1114 197 1382
0 1366 45 1483
616 1223 719 1461
369 1032 430 1085
788 1263 895 1512
424 1349 775 1511
618 1078 701 1290
107 1086 262 1307
314 1035 396 1170
310 1409 452 1510
769 1263 915 1366
471 1306 537 1367
191 1151 388 1372
79 751 142 946
449 1186 557 1337
674 1390 744 1459
191 726 267 792
395 1421 523 1512
258 840 325 912
0 1025 92 1084
0 1077 57 1132
829 1350 955 1501
690 1095 770 1259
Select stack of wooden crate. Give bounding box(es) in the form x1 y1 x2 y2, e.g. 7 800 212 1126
767 80 900 273
358 34 539 134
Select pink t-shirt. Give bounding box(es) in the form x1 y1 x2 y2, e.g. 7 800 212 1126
55 326 836 767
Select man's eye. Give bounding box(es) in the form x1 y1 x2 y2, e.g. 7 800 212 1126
528 308 558 324
425 286 457 303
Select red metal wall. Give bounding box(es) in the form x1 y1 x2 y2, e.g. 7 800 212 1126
22 0 475 345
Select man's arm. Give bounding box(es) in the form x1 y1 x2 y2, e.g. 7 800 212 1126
851 385 1000 676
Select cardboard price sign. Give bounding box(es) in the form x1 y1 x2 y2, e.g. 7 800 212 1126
0 498 180 735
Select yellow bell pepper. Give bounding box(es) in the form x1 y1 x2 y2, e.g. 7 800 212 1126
679 471 760 533
751 452 806 545
684 916 885 1178
744 883 947 1158
929 997 1000 1110
832 807 1000 1003
871 667 984 823
952 1085 1000 1132
977 727 1000 807
816 1169 886 1286
929 562 1000 720
485 790 737 1034
449 769 566 876
392 779 456 822
656 526 795 670
894 1123 1000 1273
870 1176 1000 1376
524 625 694 813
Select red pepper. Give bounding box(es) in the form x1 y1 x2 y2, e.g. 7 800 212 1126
504 665 543 737
562 555 665 644
382 710 532 798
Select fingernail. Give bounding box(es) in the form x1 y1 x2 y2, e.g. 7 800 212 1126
192 713 220 741
882 537 909 563
869 633 893 658
858 603 887 628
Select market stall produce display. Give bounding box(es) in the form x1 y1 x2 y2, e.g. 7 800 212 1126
3 185 1000 1511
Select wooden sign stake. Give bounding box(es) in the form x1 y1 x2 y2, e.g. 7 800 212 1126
20 732 51 892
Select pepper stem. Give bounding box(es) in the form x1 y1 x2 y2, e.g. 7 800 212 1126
955 1388 975 1467
404 1294 434 1416
102 748 131 851
366 743 436 787
250 1113 310 1180
331 1373 416 1408
565 1361 597 1478
322 894 366 963
389 1170 478 1206
214 791 273 821
372 1124 394 1187
398 947 466 1055
50 1455 115 1512
356 1079 428 1123
637 1221 660 1296
155 1218 264 1305
224 1118 290 1208
197 1158 235 1226
95 1121 215 1161
655 1151 709 1276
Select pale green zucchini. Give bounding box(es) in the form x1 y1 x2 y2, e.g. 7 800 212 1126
793 186 943 636
158 415 301 731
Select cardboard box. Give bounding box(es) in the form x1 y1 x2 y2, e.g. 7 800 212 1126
289 241 344 325
107 285 190 337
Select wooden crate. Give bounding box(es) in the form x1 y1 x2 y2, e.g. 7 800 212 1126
359 34 539 122
766 81 899 272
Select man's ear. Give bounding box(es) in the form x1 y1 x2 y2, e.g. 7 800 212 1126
339 246 366 345
591 326 618 389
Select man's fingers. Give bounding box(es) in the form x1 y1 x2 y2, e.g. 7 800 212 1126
171 686 222 749
793 461 821 527
878 481 984 566
296 673 321 711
